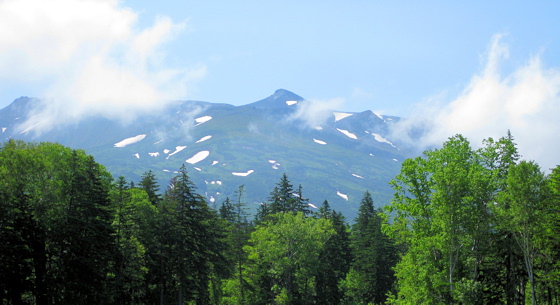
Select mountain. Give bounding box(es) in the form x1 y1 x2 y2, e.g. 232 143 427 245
0 89 414 219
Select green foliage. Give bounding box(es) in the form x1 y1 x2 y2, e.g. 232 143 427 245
244 212 333 304
2 137 559 304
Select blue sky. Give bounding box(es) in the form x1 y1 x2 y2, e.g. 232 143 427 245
128 1 560 114
1 0 560 169
1 1 559 114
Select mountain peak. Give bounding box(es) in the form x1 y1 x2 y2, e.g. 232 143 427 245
271 89 303 101
245 89 304 110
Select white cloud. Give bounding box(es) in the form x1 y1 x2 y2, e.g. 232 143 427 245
288 97 346 128
0 0 204 130
391 34 560 171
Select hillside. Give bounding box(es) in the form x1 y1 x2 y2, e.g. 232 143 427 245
0 89 414 218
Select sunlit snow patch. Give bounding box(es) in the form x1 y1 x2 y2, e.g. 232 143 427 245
336 128 358 140
314 126 323 130
114 134 146 147
313 138 327 145
209 196 215 203
154 139 164 144
1 127 6 133
166 146 187 159
268 160 276 164
194 116 212 126
149 152 160 157
195 135 212 143
372 111 383 120
372 133 396 147
163 149 171 154
337 191 349 201
232 170 254 177
352 174 364 179
393 158 398 162
286 100 298 106
212 160 219 166
308 203 318 209
134 153 140 159
333 112 353 122
186 151 210 164
194 167 201 171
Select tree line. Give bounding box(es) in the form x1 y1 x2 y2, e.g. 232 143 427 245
1 132 559 304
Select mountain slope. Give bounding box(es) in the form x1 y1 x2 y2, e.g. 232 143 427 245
0 89 412 219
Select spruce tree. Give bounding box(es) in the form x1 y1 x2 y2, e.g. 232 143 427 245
315 200 351 305
139 170 161 205
343 191 397 304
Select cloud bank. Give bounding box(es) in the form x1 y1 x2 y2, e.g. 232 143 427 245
0 0 204 130
392 35 560 171
288 98 346 128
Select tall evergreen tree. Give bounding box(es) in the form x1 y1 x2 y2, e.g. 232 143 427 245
139 170 161 205
315 200 352 305
343 191 397 304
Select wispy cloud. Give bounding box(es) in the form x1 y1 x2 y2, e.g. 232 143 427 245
0 0 204 131
288 98 346 128
391 34 560 170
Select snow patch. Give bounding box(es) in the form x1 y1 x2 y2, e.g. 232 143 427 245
194 116 212 126
114 134 146 147
337 191 348 201
212 160 219 166
269 160 281 169
195 135 212 143
166 146 187 159
209 196 215 203
133 153 140 159
372 111 383 120
232 170 254 177
286 100 298 106
393 158 399 162
352 174 364 179
314 126 323 130
149 152 160 157
154 139 164 144
194 167 201 171
371 133 396 147
333 112 353 122
163 149 171 154
186 151 210 164
1 127 6 133
337 128 358 140
313 138 327 145
308 203 318 209
369 153 375 157
209 181 222 185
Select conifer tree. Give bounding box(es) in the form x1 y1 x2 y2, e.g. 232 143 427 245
315 200 351 305
343 191 397 304
139 170 161 205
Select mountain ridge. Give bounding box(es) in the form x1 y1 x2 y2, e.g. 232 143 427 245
0 89 412 219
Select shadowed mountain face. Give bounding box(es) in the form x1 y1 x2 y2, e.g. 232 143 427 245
0 89 415 219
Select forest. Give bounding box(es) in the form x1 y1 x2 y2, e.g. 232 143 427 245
1 133 559 305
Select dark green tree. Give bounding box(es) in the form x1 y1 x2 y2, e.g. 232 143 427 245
315 200 352 305
342 191 397 304
139 169 161 205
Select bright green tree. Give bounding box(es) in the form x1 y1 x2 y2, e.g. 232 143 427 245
244 212 333 304
495 161 547 305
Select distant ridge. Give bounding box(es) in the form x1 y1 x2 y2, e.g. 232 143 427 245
0 89 416 219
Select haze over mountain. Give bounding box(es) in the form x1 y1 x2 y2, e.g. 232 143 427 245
0 89 419 218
